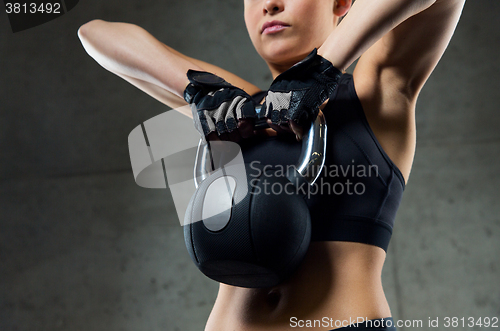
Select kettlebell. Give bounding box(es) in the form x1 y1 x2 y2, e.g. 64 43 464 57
183 110 327 288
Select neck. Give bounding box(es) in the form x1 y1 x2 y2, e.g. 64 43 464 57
266 51 310 79
267 63 290 80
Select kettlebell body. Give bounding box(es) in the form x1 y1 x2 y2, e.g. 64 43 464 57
184 111 327 288
184 162 311 288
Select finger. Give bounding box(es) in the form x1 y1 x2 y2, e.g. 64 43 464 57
267 119 293 136
237 118 255 139
278 121 294 134
253 127 272 137
319 98 330 110
218 132 230 141
206 131 221 142
226 129 242 143
289 120 304 141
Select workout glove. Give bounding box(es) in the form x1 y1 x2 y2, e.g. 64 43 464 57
261 48 342 128
183 70 257 139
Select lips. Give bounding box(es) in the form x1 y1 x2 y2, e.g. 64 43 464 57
261 20 290 34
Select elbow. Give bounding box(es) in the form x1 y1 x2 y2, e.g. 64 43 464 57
77 19 111 68
77 19 105 40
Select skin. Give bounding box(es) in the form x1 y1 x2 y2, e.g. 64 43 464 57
242 0 350 142
78 0 466 329
244 0 341 74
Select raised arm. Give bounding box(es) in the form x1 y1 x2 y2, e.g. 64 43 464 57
77 19 261 114
319 0 466 100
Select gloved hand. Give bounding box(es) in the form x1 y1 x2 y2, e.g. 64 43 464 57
261 48 342 130
183 70 257 141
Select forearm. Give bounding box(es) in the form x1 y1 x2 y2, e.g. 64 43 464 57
77 19 201 98
318 0 437 71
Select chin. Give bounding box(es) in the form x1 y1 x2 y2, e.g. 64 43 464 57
259 43 310 68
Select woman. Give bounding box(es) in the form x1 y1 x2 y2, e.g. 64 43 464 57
78 0 465 329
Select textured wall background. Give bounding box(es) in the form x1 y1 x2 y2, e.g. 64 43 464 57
1 1 499 330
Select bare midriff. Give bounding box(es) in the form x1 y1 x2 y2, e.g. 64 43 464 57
204 241 392 331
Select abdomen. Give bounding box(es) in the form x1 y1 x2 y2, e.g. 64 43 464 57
206 241 392 331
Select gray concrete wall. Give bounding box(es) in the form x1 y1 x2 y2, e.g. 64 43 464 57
1 0 498 330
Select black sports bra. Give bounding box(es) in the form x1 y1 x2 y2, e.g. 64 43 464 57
239 74 405 252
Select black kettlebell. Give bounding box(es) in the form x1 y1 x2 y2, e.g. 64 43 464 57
183 110 327 288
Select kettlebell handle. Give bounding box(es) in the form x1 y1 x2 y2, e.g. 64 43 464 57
194 109 327 188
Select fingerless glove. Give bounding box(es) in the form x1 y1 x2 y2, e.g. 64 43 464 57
261 49 342 128
184 70 257 138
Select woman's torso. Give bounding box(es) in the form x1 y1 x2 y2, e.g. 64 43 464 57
205 70 415 331
206 242 390 331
